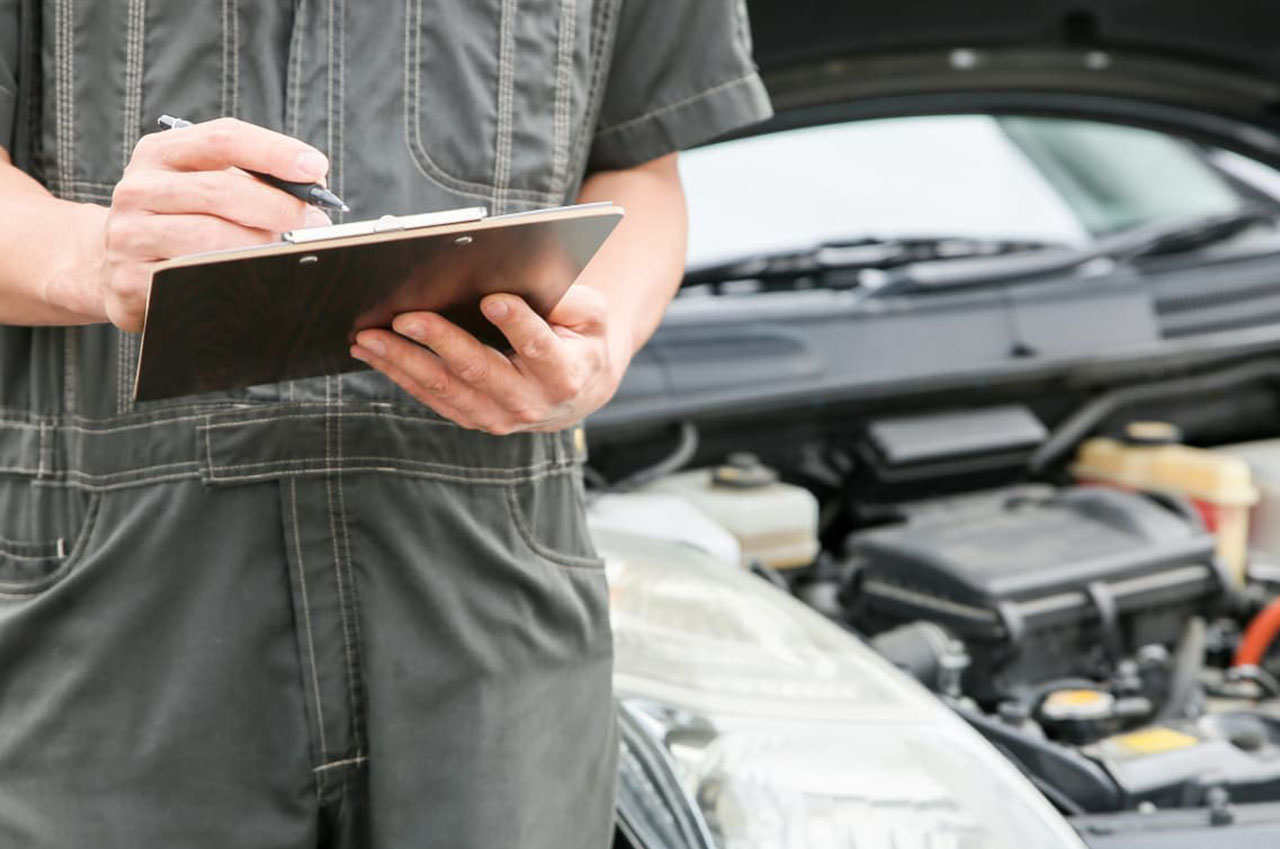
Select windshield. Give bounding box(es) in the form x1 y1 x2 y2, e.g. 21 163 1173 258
679 114 1270 271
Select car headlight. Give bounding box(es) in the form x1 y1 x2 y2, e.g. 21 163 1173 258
597 527 1086 849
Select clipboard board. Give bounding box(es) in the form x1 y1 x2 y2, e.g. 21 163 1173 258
132 202 624 401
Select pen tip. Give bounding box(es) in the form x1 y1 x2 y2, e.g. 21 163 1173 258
340 204 351 213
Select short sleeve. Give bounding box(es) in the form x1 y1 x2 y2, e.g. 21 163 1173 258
588 0 773 172
0 0 20 154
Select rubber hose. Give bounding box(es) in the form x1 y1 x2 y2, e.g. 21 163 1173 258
1235 596 1280 668
1156 616 1207 722
1028 358 1280 473
612 421 699 492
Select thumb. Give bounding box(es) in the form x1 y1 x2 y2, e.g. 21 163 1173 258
545 285 607 335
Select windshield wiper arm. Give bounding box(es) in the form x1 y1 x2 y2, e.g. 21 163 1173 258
859 207 1277 300
682 236 1061 290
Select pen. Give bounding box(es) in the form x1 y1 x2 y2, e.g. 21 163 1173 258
157 115 350 213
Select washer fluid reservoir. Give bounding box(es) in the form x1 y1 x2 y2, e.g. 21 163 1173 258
1073 422 1257 584
642 453 820 570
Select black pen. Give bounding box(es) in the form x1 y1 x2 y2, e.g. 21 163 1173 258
157 115 350 213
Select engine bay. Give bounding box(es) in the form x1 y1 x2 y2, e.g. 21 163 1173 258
587 360 1280 820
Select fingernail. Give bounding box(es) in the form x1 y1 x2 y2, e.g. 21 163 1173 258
483 299 509 320
350 346 368 362
305 207 332 228
359 335 386 357
401 323 425 340
296 150 329 179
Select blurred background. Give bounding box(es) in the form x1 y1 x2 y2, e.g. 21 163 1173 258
598 4 1280 848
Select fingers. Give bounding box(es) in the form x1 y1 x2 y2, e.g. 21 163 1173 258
352 291 615 434
130 117 329 182
479 295 576 388
391 312 521 389
113 169 327 232
94 118 332 335
350 341 475 425
351 331 523 434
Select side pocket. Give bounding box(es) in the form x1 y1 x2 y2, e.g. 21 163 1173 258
0 489 103 597
504 471 605 572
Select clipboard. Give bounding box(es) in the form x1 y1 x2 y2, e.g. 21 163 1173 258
132 202 624 401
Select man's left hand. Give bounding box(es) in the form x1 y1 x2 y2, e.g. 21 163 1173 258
350 285 626 435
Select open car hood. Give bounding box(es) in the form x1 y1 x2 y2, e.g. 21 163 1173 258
744 0 1280 163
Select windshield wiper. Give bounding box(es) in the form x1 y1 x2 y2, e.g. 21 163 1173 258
682 236 1061 291
682 209 1277 301
859 207 1277 300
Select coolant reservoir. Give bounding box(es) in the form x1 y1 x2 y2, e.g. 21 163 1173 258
641 453 820 570
1073 422 1257 583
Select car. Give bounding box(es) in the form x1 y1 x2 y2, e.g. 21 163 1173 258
595 3 1280 847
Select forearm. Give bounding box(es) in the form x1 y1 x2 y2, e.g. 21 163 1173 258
574 153 687 376
0 150 107 325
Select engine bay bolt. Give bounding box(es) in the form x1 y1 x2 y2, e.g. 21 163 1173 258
712 453 780 489
1114 659 1143 695
1206 786 1235 827
938 640 971 699
997 701 1030 726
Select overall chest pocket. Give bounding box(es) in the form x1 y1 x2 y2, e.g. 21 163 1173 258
404 0 598 209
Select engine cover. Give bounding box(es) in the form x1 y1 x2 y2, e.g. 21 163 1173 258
847 487 1228 703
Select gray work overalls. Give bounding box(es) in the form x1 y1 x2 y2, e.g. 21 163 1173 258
0 1 771 846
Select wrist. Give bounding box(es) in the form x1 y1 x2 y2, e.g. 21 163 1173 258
603 307 637 387
41 202 109 322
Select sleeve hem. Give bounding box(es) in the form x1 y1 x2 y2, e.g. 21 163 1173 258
588 72 773 173
0 85 15 154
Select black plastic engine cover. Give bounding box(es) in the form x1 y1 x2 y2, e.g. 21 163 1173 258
848 487 1227 702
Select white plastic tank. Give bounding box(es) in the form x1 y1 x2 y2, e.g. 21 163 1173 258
641 453 821 571
587 493 742 569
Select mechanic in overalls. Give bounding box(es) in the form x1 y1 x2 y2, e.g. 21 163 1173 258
0 1 771 846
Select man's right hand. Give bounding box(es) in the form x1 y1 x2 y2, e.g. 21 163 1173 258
95 117 333 332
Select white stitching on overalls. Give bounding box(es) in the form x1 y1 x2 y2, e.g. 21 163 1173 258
326 0 335 176
119 0 147 415
289 477 330 763
230 0 240 117
595 73 760 138
336 0 345 208
565 0 619 186
324 378 362 759
493 0 517 213
36 423 49 478
220 0 230 115
331 5 363 753
401 0 559 205
312 755 367 772
122 0 145 170
290 0 306 139
503 484 605 571
54 0 70 196
333 378 364 752
550 0 576 197
57 0 80 415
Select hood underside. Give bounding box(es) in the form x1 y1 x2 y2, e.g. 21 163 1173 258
744 1 1280 161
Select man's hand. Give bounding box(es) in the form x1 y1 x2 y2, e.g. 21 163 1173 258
348 152 687 434
350 286 625 435
91 118 332 331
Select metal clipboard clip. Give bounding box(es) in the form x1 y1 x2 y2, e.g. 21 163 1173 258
283 206 489 244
